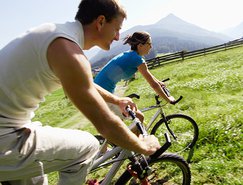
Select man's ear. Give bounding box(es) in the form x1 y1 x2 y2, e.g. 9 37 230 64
96 15 106 31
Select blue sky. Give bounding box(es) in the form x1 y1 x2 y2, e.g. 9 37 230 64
0 0 242 49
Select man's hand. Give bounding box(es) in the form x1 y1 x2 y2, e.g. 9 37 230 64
139 134 161 155
118 97 137 117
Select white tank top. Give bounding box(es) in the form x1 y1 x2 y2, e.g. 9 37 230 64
0 21 84 126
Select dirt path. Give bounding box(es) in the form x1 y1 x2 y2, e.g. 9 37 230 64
113 83 128 96
62 83 128 129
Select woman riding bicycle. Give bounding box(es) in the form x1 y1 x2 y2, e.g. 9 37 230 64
94 31 176 121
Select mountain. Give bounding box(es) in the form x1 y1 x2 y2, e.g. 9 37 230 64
222 21 243 39
91 14 231 68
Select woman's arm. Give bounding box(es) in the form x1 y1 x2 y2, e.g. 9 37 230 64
138 63 175 103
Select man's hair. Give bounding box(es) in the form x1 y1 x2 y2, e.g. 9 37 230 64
75 0 127 25
123 31 151 51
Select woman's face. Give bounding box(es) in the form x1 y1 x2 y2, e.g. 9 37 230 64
138 37 152 56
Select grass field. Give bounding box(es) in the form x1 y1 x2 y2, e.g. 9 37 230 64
34 46 243 184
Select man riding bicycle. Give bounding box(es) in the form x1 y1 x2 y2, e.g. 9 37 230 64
0 0 160 184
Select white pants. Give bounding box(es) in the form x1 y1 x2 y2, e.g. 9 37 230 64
0 122 99 185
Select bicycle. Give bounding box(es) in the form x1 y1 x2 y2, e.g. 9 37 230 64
87 107 191 185
127 78 199 162
1 108 191 185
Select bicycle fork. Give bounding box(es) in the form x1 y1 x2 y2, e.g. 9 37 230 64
162 113 178 141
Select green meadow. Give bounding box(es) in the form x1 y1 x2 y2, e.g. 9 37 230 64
34 46 243 184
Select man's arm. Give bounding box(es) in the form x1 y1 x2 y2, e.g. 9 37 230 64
46 38 160 155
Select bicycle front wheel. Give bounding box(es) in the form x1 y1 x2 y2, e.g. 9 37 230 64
116 153 191 185
151 114 199 154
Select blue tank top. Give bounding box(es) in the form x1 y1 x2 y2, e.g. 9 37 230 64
94 51 144 93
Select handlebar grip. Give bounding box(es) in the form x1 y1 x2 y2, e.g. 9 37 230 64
127 93 140 99
162 78 170 82
170 96 183 105
126 107 136 119
150 133 171 160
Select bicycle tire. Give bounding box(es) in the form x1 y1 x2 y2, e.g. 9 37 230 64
115 153 191 185
151 114 199 154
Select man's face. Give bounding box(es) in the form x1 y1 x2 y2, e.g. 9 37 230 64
98 15 124 50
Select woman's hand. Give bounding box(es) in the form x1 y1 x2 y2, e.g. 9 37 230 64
158 80 166 87
168 96 176 104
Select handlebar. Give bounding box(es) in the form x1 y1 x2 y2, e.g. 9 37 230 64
159 78 183 105
149 133 171 160
126 107 136 120
161 78 183 104
127 93 140 99
126 107 147 136
154 94 183 105
162 78 170 82
127 78 183 105
126 107 171 159
171 96 183 105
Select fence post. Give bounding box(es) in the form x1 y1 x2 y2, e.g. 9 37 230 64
180 51 185 60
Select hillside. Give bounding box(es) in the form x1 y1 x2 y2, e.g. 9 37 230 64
91 14 231 68
34 46 243 184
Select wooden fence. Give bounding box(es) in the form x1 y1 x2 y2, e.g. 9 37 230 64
146 38 243 69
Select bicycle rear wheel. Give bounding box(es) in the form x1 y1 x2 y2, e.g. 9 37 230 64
116 153 191 185
151 114 199 154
